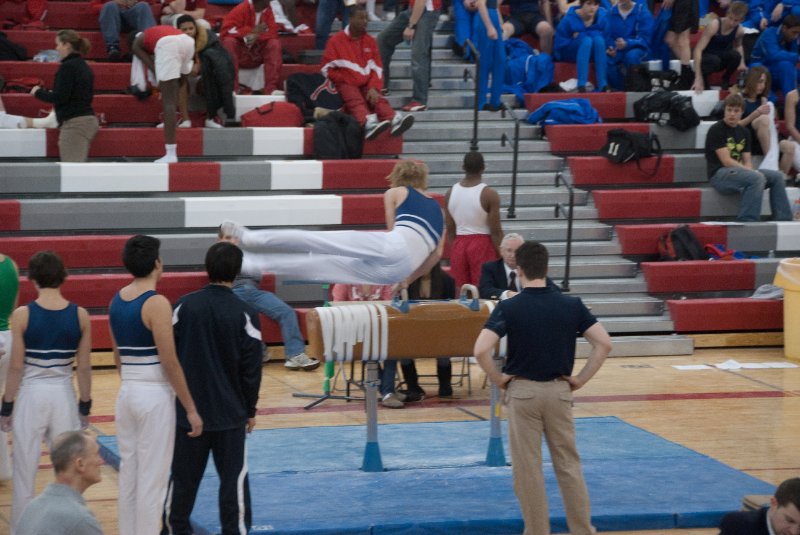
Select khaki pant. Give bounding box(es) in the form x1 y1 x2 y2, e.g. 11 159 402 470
507 378 593 535
59 114 99 162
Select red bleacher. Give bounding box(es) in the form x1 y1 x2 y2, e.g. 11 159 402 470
525 92 626 119
569 156 675 185
549 123 649 154
616 224 728 256
641 260 756 293
593 189 701 220
667 298 783 332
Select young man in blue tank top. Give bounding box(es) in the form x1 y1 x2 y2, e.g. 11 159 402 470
220 160 445 288
1 251 93 532
109 235 202 535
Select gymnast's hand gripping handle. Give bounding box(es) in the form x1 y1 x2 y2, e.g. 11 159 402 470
390 288 410 313
459 284 481 311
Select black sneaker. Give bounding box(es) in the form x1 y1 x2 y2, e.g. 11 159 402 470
397 388 425 402
107 46 122 62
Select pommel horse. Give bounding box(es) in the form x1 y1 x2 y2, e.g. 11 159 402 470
304 286 508 472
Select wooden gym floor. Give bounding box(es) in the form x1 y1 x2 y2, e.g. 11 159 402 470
0 346 797 535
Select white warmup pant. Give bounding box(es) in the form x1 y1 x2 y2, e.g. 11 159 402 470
241 227 431 285
116 381 176 535
0 331 11 481
759 102 780 172
11 382 80 532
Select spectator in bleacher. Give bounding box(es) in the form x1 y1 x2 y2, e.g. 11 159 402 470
705 93 792 221
315 0 348 50
739 66 780 170
750 14 800 99
217 227 321 371
744 0 770 30
377 0 439 112
770 0 800 24
500 0 554 54
131 25 195 163
604 0 653 91
451 0 478 58
474 0 507 110
718 477 800 535
91 0 156 61
177 15 238 127
30 30 99 162
554 0 609 93
161 0 210 29
445 151 502 291
778 84 800 176
1 251 93 532
556 0 608 18
220 0 284 96
321 6 415 139
663 0 699 90
692 1 747 92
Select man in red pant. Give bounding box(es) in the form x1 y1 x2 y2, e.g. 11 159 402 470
220 0 283 95
321 5 414 140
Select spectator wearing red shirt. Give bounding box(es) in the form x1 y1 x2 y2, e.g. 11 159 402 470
131 25 195 163
220 0 283 95
321 6 415 140
91 0 156 60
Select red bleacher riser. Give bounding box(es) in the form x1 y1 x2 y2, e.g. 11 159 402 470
549 123 649 154
0 235 131 268
641 260 756 293
0 201 21 231
0 1 159 30
339 192 444 225
321 160 397 189
615 224 728 255
6 30 315 60
569 156 675 185
301 128 403 156
524 93 626 119
4 94 163 124
45 128 204 157
169 162 221 191
667 298 783 332
593 189 701 220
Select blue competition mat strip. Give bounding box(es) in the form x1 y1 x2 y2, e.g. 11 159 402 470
98 416 775 534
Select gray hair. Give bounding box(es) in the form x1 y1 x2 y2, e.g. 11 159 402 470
50 431 90 474
501 233 525 246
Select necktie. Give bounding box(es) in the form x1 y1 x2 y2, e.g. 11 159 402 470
508 271 517 292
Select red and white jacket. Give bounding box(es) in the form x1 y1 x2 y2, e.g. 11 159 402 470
220 0 278 43
321 27 384 91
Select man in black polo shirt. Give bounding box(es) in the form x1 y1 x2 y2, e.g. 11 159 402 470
473 240 612 535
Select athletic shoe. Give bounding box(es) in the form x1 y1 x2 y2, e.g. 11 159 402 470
365 115 391 140
262 346 271 363
401 101 427 112
219 220 247 242
384 11 396 20
156 119 192 128
381 393 404 408
107 46 122 62
284 353 321 371
154 153 178 164
397 388 425 402
205 118 223 128
390 113 414 136
367 10 381 21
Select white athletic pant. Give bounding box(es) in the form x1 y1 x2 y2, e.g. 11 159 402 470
759 102 780 172
11 382 80 532
116 381 176 535
241 227 431 285
0 112 24 129
0 331 11 481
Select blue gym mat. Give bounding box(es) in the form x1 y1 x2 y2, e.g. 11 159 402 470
98 416 775 534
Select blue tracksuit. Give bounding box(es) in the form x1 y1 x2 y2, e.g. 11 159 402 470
605 2 653 89
554 6 608 89
751 25 800 97
473 0 506 109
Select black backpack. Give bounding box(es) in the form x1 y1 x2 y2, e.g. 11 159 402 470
600 128 662 176
633 90 674 123
286 72 343 124
667 93 701 131
657 225 707 261
312 111 363 160
0 31 25 61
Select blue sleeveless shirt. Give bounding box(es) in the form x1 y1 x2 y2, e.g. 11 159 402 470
109 290 167 382
23 301 80 383
394 187 444 250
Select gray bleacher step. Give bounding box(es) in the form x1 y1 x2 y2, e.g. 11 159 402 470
428 186 589 208
599 315 676 335
497 205 599 220
388 78 478 92
406 110 531 124
387 64 475 79
403 139 551 154
422 153 564 173
426 172 556 188
543 240 622 256
559 276 648 294
576 334 692 357
404 122 539 142
581 294 664 316
386 92 516 109
547 256 637 278
388 48 471 61
501 221 613 241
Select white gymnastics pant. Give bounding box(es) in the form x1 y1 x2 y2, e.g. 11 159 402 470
241 227 431 285
0 331 11 481
11 382 80 532
759 102 780 172
116 381 176 535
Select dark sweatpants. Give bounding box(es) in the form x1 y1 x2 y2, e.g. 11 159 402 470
161 426 251 535
701 49 741 87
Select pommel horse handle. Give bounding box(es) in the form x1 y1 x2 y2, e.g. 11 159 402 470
459 284 481 311
390 288 410 313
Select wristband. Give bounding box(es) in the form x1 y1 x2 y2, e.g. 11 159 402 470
0 400 13 417
78 399 92 417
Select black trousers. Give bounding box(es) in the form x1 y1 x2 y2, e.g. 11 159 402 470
701 49 742 87
161 426 251 535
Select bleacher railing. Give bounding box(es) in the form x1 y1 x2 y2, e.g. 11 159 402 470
554 164 574 293
499 103 521 219
462 39 480 152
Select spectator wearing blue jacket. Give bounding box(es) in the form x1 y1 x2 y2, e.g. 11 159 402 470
474 0 506 110
744 0 771 29
692 1 747 91
770 0 800 25
554 0 608 92
750 14 800 98
604 0 653 90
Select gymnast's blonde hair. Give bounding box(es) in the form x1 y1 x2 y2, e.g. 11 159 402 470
387 160 428 190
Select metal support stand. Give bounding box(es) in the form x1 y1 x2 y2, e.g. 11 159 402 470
362 361 384 472
485 356 507 466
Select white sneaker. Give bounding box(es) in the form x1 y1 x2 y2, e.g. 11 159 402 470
156 119 191 128
154 153 178 164
368 11 381 21
390 112 414 136
205 118 223 128
365 115 391 140
384 11 395 20
438 12 450 21
271 89 286 96
284 353 321 371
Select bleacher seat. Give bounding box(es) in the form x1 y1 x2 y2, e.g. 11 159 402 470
667 298 783 332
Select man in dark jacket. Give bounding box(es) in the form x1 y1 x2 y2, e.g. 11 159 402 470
161 242 263 535
719 478 800 535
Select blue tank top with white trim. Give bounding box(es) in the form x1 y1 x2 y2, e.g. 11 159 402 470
109 290 168 382
394 187 444 249
22 301 80 383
